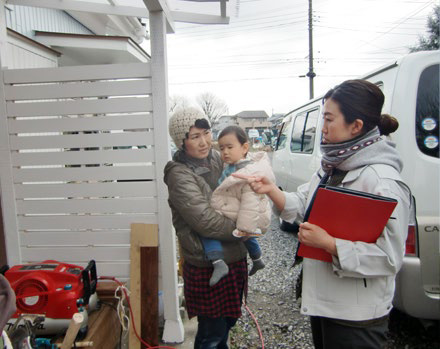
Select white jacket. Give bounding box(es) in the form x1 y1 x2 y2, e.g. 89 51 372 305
211 152 275 233
280 164 411 321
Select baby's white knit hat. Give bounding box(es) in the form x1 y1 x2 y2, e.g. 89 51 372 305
169 107 209 149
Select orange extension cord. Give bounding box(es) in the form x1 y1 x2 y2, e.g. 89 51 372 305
98 276 265 349
243 298 265 349
98 276 176 349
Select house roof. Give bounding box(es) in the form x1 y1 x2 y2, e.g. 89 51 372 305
268 113 285 122
235 110 269 119
218 114 235 120
7 28 62 56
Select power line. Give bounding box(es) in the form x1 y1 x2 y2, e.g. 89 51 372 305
175 21 307 40
314 24 423 36
175 5 309 34
354 1 434 50
178 11 308 34
176 16 308 38
169 73 361 86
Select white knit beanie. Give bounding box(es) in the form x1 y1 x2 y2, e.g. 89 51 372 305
169 107 209 149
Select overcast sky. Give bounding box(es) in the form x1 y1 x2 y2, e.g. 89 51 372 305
163 0 437 116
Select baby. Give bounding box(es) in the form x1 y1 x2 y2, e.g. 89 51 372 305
200 125 275 286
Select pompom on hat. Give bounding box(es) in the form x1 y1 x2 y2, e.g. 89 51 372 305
169 107 210 149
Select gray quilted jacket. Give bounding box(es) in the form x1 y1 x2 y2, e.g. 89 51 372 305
164 149 247 267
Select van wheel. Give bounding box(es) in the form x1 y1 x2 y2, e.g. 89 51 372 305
280 219 299 233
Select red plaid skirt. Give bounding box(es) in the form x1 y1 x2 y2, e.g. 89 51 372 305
183 259 248 319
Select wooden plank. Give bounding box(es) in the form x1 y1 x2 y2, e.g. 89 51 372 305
84 305 120 349
96 281 121 304
129 224 158 349
3 62 151 84
12 148 155 166
18 213 157 230
7 96 152 117
14 181 157 198
13 165 156 182
8 114 154 133
16 197 157 214
10 131 154 150
55 304 121 349
140 246 159 347
5 79 152 100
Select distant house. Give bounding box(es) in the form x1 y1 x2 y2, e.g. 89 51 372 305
235 110 271 135
212 114 237 139
268 113 285 128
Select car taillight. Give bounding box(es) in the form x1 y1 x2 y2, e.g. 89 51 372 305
405 224 417 256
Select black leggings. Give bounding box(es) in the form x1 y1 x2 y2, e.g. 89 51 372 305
194 316 238 349
310 316 388 349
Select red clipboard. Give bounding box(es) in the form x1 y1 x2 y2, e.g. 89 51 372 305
298 185 398 263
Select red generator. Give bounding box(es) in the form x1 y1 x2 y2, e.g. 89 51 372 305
3 260 97 335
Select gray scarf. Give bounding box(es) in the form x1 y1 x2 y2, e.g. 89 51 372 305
173 149 212 175
321 127 403 174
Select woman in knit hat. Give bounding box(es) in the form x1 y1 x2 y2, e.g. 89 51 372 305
241 80 412 349
164 107 248 348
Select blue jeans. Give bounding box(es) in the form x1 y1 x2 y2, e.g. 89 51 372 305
194 316 237 349
201 237 261 260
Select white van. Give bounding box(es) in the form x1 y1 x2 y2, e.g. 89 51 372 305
272 50 439 320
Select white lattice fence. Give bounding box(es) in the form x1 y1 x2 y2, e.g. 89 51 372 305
1 62 157 280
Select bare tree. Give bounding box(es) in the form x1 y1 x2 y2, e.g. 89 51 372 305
169 95 191 114
410 5 439 52
196 92 228 128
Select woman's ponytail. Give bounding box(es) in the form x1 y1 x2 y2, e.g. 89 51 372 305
378 114 399 136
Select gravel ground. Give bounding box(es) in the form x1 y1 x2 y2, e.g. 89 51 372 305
230 215 440 349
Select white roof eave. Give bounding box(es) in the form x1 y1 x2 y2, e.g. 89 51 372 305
34 31 150 65
6 0 175 33
6 0 232 33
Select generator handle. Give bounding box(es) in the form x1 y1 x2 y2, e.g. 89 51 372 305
0 265 9 275
82 260 97 305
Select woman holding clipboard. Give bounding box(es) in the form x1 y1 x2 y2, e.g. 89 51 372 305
236 80 412 349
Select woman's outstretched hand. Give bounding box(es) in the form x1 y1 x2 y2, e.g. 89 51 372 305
231 173 275 194
232 172 286 211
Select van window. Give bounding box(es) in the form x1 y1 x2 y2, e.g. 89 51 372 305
303 108 320 153
276 121 289 150
416 64 439 158
290 113 307 152
290 107 320 153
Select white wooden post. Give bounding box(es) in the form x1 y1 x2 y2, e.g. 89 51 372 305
149 10 184 343
0 0 7 66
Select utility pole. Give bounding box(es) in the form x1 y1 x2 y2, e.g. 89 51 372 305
307 0 316 99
